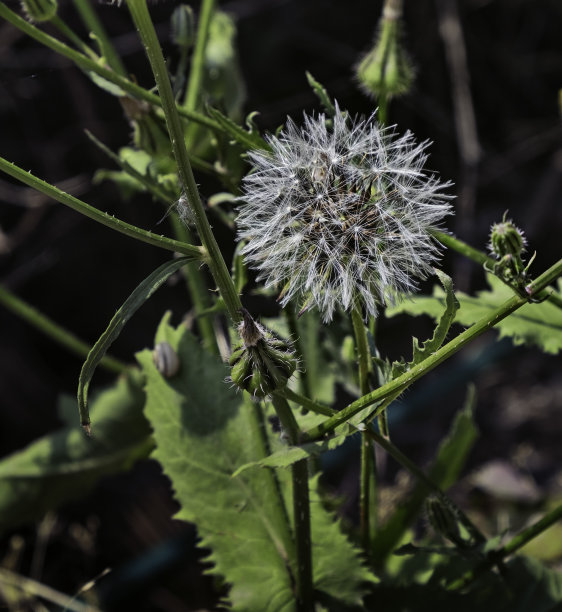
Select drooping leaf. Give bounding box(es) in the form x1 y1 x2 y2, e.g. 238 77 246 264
372 386 479 564
137 318 375 610
0 372 151 534
387 274 562 355
78 257 192 431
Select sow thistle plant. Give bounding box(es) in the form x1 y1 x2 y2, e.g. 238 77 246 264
0 1 562 611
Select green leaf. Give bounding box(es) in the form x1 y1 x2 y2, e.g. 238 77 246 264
0 372 151 534
387 274 562 354
206 105 270 151
305 72 336 117
77 257 192 431
372 387 479 564
137 318 375 610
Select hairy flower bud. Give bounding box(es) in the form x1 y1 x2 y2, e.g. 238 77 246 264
425 496 467 548
489 215 527 261
237 106 453 322
171 5 195 49
356 0 414 99
20 0 57 22
229 310 297 398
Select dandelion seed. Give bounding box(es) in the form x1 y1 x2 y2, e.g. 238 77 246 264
237 105 454 322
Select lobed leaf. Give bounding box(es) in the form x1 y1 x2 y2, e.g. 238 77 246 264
387 274 562 354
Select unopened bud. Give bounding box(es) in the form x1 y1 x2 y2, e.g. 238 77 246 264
229 309 297 398
171 5 195 49
489 214 527 261
20 0 57 22
356 0 414 100
425 496 467 548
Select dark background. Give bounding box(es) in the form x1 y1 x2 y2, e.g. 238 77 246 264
0 0 561 609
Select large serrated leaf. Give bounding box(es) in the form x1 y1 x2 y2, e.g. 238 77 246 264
372 387 479 564
137 317 375 610
78 257 192 430
0 372 151 534
387 274 562 355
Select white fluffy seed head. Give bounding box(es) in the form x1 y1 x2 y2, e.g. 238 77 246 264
236 105 454 322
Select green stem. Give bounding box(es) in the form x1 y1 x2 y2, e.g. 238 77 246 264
0 3 220 132
0 156 203 259
271 394 313 612
0 285 126 374
351 307 376 552
50 15 98 60
71 0 128 75
447 502 562 591
127 0 242 324
303 257 562 441
284 307 312 399
182 0 215 109
282 388 486 546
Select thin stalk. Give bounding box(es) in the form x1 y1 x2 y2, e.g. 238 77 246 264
351 307 376 553
0 156 204 259
169 215 219 355
71 0 128 75
182 0 215 109
271 394 313 612
432 229 562 309
284 307 312 399
447 502 562 591
127 0 243 324
0 285 126 374
0 3 220 132
50 16 98 60
303 257 562 441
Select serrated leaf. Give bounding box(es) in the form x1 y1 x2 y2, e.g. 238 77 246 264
78 257 192 430
372 387 479 564
137 318 375 610
206 105 270 151
0 372 151 534
387 274 562 354
305 72 336 117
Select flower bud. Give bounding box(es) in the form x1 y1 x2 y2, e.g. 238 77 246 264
489 215 527 261
425 496 466 548
20 0 57 22
229 310 297 398
356 0 414 100
171 5 195 49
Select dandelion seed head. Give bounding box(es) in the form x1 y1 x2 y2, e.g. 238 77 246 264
237 105 454 322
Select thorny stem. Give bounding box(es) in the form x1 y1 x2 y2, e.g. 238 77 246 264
351 307 376 554
447 502 562 591
271 394 313 612
302 257 562 441
0 156 204 259
0 3 220 132
0 285 126 374
127 0 243 324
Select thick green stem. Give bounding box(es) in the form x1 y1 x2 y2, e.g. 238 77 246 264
127 0 242 324
351 307 376 553
0 156 203 259
0 3 220 132
71 0 128 75
271 394 313 612
303 257 562 441
0 285 126 374
447 502 562 591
